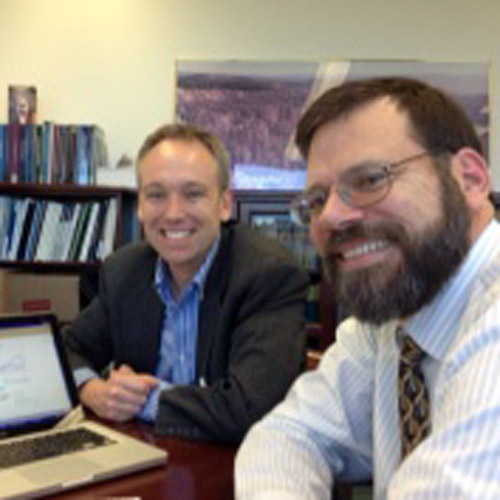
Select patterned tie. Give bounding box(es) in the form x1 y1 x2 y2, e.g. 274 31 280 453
398 328 431 459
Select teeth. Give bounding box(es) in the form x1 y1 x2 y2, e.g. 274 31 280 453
165 230 190 239
343 240 389 260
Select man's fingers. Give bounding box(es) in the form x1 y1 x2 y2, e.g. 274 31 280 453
103 396 144 421
116 364 134 374
79 377 148 423
111 367 158 393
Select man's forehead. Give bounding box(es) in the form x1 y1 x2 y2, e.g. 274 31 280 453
138 139 219 186
139 138 216 171
310 98 412 154
155 137 213 158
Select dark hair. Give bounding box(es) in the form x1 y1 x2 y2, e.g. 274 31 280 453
137 123 231 191
295 76 482 159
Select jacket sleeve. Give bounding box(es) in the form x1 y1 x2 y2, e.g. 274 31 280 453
62 268 114 374
63 243 162 377
154 248 310 443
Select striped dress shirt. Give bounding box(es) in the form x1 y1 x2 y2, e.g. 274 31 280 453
235 219 500 500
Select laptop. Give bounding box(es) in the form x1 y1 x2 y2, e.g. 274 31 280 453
0 313 167 499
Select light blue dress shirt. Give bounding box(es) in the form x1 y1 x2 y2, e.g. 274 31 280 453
138 235 219 421
236 220 500 500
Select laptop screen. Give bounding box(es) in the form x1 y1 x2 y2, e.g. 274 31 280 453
0 314 78 437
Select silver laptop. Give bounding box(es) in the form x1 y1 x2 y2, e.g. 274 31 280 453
0 313 167 499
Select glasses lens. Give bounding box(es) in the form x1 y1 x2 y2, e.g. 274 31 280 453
341 165 391 208
291 190 327 226
290 195 310 226
291 164 394 224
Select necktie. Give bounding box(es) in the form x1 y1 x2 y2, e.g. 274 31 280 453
398 329 431 459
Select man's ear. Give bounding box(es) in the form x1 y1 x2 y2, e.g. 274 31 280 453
220 188 233 222
450 147 490 210
137 193 145 223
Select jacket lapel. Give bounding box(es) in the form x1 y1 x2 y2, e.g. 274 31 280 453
125 246 164 373
196 225 232 379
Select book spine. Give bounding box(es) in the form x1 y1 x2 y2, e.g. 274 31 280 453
0 125 5 181
6 123 21 183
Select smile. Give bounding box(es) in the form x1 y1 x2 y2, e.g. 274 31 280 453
340 240 390 260
160 229 192 239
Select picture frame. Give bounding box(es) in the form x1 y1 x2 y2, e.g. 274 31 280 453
234 190 318 273
8 85 37 124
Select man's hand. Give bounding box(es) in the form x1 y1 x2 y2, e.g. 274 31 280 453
79 364 158 422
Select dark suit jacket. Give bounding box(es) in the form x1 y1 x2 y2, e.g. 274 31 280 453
64 222 309 443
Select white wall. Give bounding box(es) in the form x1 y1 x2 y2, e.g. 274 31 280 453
1 0 499 187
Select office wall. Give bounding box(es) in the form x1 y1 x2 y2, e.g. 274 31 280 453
0 0 499 187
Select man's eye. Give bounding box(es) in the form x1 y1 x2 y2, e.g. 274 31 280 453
350 168 388 192
145 191 166 201
307 191 327 212
185 190 205 200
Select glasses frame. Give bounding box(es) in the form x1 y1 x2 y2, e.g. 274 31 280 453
290 151 437 226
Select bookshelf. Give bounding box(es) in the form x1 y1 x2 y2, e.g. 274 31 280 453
0 182 139 273
0 119 141 319
0 182 139 319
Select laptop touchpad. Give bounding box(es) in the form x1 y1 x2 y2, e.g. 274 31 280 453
21 456 98 484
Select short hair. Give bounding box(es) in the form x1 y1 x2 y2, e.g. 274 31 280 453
137 123 231 191
295 76 483 159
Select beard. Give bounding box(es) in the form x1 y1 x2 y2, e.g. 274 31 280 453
322 170 471 325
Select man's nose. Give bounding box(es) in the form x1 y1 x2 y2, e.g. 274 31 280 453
162 195 185 220
316 188 364 230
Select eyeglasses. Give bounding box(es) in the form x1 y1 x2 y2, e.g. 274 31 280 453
290 151 436 226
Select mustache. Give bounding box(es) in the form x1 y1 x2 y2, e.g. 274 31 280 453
324 220 410 254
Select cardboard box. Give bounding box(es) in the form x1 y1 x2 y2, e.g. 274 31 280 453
1 272 79 322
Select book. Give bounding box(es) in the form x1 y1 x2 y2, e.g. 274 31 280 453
100 197 118 259
75 126 91 185
0 196 11 258
7 198 31 260
6 123 21 183
19 124 34 183
77 201 101 261
51 204 75 261
0 125 5 181
34 201 63 261
2 198 17 259
67 202 92 261
88 199 108 261
60 203 81 261
41 121 55 183
15 198 36 260
23 199 47 261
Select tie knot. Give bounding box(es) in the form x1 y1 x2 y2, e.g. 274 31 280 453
400 334 425 367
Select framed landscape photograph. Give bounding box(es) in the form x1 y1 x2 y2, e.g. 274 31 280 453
176 60 489 191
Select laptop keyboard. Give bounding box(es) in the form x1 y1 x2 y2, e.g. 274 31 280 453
0 427 116 469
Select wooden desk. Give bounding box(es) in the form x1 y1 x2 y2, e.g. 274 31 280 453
48 420 236 500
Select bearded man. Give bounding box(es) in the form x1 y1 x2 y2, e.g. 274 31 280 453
235 77 500 500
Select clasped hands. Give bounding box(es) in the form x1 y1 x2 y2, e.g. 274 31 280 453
79 364 158 422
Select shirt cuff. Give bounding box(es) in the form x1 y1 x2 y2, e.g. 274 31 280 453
73 367 100 388
137 379 172 422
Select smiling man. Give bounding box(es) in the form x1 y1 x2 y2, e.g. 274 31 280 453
235 77 500 499
63 123 309 443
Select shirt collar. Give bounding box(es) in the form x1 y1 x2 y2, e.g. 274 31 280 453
154 232 221 304
404 219 500 360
